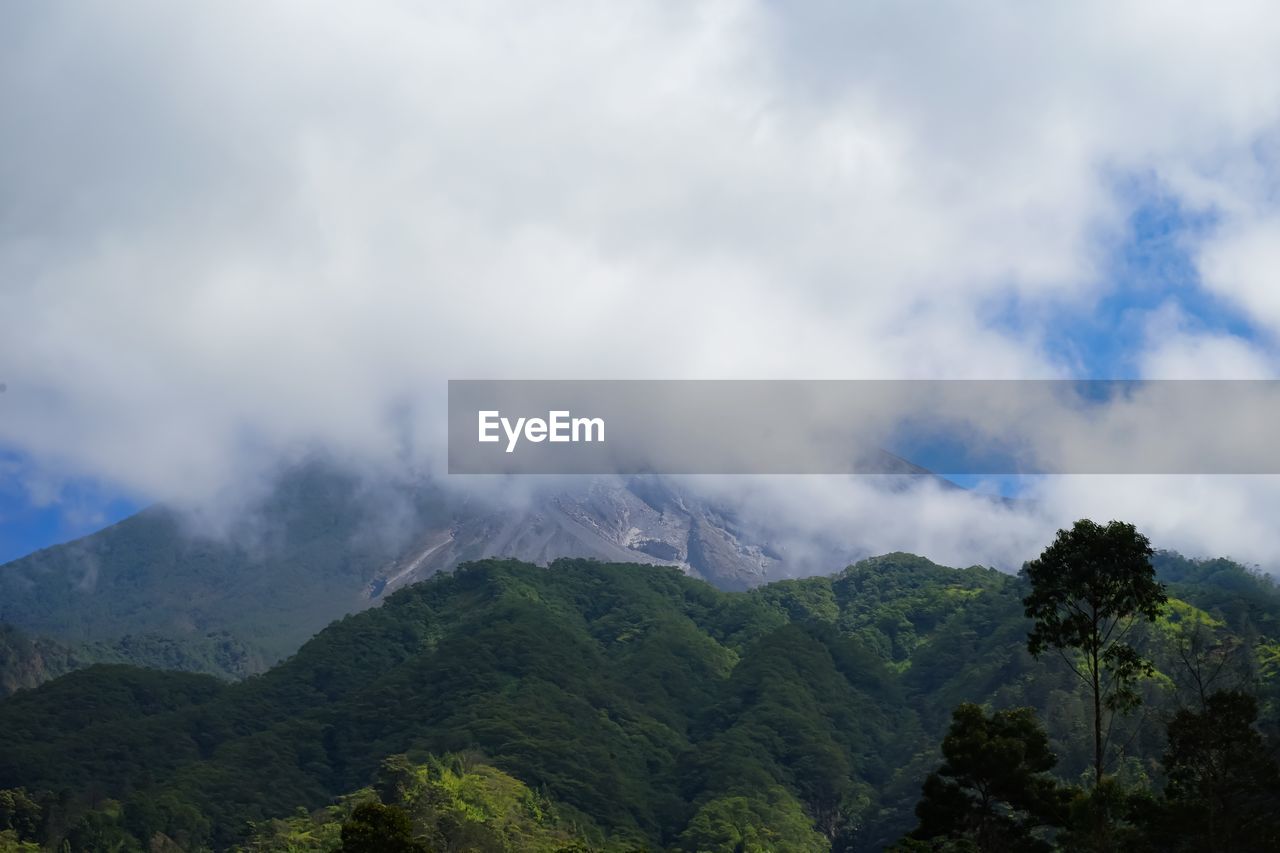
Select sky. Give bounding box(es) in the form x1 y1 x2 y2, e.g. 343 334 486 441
3 1 1280 570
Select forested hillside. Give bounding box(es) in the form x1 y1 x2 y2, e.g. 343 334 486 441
0 624 258 698
0 467 444 665
1 552 1278 851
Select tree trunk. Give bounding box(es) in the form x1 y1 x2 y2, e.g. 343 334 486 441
1093 643 1103 787
1091 640 1107 852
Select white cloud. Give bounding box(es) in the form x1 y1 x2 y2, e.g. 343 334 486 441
5 1 1280 567
1139 303 1276 379
1196 215 1280 333
1033 475 1280 570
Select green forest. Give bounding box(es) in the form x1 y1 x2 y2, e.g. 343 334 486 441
2 523 1279 851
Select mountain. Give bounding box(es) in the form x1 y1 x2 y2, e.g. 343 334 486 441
0 465 874 678
2 553 1278 851
0 625 79 698
0 624 258 699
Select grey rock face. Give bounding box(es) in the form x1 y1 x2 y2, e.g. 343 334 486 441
368 475 794 596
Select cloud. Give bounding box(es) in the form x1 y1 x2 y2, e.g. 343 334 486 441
1033 475 1280 570
1139 304 1274 379
1197 214 1280 334
4 1 1280 568
690 474 1056 573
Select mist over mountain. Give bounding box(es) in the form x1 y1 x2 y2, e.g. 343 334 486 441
7 3 1280 851
0 462 887 679
4 460 1280 850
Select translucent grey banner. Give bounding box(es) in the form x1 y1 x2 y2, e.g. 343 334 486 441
447 380 1280 475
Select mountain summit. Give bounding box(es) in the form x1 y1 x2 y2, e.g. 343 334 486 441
0 465 885 673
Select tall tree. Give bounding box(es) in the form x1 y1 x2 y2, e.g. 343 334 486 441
1021 520 1166 787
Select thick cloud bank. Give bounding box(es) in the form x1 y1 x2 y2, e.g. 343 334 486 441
3 1 1280 569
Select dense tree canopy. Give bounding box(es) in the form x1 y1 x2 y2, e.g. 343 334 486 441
0 549 1277 852
1156 690 1280 852
907 704 1067 852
